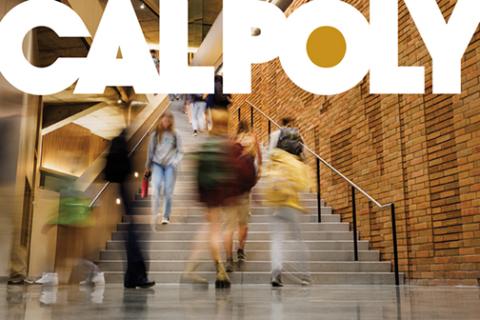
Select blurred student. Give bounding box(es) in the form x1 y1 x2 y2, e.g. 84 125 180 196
206 75 232 132
183 95 193 123
207 75 232 110
223 121 262 272
145 112 183 227
191 94 207 136
263 137 312 287
106 129 155 289
268 117 303 157
183 111 235 288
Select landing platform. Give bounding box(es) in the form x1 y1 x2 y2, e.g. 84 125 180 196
1 284 478 319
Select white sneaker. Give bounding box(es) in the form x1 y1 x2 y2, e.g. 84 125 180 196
161 218 170 225
91 286 105 304
40 287 58 305
35 273 59 286
91 272 105 286
79 279 89 286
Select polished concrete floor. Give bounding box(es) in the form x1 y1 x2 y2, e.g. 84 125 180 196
0 284 479 319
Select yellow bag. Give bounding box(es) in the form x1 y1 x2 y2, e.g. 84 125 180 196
263 149 312 211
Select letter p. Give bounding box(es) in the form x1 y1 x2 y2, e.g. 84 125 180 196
223 0 286 93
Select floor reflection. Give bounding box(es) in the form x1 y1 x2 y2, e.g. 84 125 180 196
0 284 479 319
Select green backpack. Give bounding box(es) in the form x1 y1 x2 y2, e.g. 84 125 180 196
196 138 235 206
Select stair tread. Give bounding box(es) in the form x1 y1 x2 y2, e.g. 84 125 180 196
99 259 387 264
101 249 378 252
103 271 396 275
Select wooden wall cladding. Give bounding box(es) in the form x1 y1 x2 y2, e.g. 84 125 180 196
41 123 109 177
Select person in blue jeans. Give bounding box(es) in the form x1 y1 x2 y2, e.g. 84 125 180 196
145 112 183 227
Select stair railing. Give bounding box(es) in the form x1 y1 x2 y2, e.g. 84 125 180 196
235 100 400 285
89 99 169 208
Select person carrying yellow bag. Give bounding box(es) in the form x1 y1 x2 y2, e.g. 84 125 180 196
263 148 313 287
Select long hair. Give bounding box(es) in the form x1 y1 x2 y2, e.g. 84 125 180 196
155 111 175 143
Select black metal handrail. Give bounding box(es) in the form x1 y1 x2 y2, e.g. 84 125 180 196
235 100 400 286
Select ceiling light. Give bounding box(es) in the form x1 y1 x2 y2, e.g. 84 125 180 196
139 2 146 10
117 99 123 104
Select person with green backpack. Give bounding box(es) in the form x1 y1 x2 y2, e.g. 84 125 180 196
182 110 236 288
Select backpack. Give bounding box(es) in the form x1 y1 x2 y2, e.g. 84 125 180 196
196 139 257 207
277 128 303 156
196 139 235 207
105 132 131 183
229 142 257 194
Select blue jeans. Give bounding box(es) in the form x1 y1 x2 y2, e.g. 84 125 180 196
151 163 176 220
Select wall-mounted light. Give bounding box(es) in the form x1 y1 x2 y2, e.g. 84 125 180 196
134 172 139 178
116 198 121 205
117 99 123 104
139 1 146 10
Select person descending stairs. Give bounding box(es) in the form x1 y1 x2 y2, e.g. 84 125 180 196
98 99 402 286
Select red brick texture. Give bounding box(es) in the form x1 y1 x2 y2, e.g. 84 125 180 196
230 0 480 285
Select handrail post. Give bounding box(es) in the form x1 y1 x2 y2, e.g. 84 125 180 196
351 186 358 261
268 120 272 144
391 203 400 285
316 158 321 223
238 106 241 125
250 105 254 129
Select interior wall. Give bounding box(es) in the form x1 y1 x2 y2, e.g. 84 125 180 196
41 123 109 177
0 0 42 279
28 189 59 278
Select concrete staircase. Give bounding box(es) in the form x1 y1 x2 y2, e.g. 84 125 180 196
98 101 401 285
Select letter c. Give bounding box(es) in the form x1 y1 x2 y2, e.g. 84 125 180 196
0 0 90 95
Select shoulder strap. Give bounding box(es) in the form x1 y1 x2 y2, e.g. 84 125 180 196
151 131 158 155
173 132 178 149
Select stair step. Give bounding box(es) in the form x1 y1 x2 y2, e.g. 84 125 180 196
111 230 355 241
132 199 324 209
100 250 380 262
117 221 348 231
105 240 369 251
103 271 401 285
98 260 391 272
131 207 333 216
124 214 339 224
135 193 321 201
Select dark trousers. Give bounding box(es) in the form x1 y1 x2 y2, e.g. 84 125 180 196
119 183 148 285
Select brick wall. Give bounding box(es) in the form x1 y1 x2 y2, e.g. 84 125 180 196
230 0 480 285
